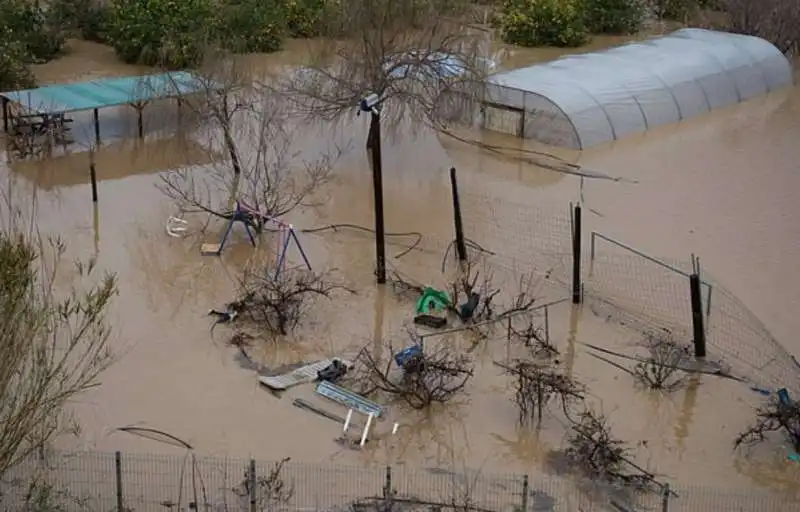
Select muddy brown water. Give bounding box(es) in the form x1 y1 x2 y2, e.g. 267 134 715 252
2 38 800 499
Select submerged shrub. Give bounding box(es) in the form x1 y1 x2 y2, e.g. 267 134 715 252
106 0 214 68
0 0 65 62
0 35 36 91
217 0 285 53
585 0 645 35
284 0 326 38
500 0 590 48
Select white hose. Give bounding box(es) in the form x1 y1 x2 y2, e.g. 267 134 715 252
166 216 189 238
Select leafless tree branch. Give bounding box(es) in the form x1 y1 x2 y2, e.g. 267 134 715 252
276 0 491 132
350 333 474 409
159 51 340 230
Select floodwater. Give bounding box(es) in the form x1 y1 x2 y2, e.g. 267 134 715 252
3 37 800 501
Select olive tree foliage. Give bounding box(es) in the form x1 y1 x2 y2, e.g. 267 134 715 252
278 0 490 131
0 192 117 480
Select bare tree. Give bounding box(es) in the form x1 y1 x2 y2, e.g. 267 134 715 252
231 457 294 512
498 360 582 424
351 333 474 409
160 51 339 231
0 194 117 480
232 267 353 336
720 0 799 56
560 409 657 490
277 0 490 130
632 334 689 391
735 394 800 452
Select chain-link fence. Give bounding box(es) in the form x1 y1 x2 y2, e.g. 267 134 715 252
2 450 798 512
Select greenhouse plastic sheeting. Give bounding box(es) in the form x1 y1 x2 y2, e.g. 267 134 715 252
486 28 794 149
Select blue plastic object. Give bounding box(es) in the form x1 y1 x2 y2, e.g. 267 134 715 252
394 345 422 367
777 388 791 406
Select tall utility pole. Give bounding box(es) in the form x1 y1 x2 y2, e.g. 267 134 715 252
361 94 386 284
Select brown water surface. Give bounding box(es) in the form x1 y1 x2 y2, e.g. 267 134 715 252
2 38 799 498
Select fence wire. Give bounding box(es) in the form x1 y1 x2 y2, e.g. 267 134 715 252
2 450 798 512
446 185 800 395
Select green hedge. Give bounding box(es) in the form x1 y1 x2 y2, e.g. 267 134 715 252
217 0 285 53
586 0 645 35
284 0 327 38
0 0 65 63
499 0 646 47
500 0 590 48
105 0 215 68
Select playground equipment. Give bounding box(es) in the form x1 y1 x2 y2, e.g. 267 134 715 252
200 200 312 276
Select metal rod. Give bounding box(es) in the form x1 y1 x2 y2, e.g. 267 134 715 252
593 232 692 278
93 109 100 145
689 273 706 358
420 297 571 341
115 451 123 512
2 98 8 132
572 204 582 304
544 305 550 345
450 167 467 262
89 155 98 203
137 106 143 138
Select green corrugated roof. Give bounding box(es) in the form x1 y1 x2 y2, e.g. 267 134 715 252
0 71 215 115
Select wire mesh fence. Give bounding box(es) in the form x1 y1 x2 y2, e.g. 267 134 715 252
447 179 800 395
2 450 798 512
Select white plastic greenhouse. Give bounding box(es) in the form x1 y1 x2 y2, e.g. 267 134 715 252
483 28 794 149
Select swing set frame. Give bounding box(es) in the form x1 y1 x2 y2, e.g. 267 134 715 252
203 200 312 277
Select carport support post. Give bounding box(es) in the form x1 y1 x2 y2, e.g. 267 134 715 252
2 98 8 132
93 108 101 145
89 150 98 203
137 106 143 139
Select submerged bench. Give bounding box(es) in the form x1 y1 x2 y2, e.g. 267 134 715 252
315 380 384 418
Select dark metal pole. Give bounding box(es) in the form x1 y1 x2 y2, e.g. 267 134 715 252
89 153 98 203
369 111 386 284
137 106 143 139
93 108 100 145
450 167 467 262
248 459 256 512
571 203 582 304
690 273 706 358
2 98 8 132
115 451 123 512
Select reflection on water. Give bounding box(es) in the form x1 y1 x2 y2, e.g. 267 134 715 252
1 36 799 496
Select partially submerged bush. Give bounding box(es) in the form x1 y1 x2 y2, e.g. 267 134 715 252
0 36 36 91
106 0 214 68
499 0 590 47
217 0 285 53
585 0 645 35
284 0 327 38
0 0 65 63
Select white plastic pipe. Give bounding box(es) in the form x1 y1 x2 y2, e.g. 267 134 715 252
360 413 375 447
392 423 399 435
343 409 353 433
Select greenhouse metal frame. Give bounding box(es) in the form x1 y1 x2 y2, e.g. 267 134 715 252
484 28 794 149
